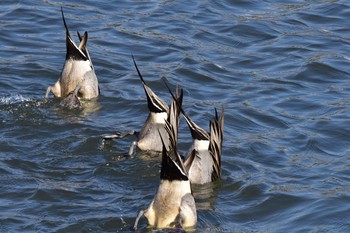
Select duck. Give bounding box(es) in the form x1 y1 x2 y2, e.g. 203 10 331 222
182 106 224 184
164 83 225 185
45 8 99 102
133 91 197 230
103 56 182 156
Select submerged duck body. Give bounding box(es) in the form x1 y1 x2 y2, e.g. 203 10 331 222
183 107 224 184
103 57 182 155
45 8 99 101
133 93 197 230
132 56 170 152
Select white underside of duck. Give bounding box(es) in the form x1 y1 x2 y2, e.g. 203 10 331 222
137 112 168 151
186 139 214 184
144 179 195 228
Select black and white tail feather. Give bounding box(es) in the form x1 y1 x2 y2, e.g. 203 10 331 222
160 90 186 181
209 106 224 181
132 55 168 113
61 8 89 62
164 80 224 183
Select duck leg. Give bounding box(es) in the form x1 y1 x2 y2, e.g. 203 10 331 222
133 209 145 230
102 130 136 140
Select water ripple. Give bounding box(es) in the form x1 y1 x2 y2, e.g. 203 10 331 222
1 0 350 232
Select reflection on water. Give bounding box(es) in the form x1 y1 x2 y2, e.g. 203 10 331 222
53 98 102 122
192 181 222 211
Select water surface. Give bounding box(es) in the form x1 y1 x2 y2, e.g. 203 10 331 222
1 0 350 232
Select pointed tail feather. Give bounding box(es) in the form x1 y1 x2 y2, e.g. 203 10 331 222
132 55 168 113
183 149 196 174
77 31 94 69
61 7 70 37
209 106 224 181
77 31 88 51
61 8 87 61
159 125 188 181
164 79 209 141
167 85 183 142
158 90 188 180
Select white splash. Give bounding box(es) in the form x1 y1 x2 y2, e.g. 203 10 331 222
344 56 350 61
0 94 32 105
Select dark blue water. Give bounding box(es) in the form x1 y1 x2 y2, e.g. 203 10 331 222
1 0 350 232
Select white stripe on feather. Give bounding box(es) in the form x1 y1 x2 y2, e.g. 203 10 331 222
193 139 210 151
150 112 168 124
